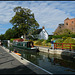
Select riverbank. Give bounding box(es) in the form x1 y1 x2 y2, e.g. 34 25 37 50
1 46 52 74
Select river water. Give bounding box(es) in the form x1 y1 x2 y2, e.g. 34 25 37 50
3 42 75 74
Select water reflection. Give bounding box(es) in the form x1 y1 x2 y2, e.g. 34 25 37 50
3 42 75 74
48 55 56 65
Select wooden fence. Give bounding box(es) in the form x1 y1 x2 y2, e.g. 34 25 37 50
54 43 75 51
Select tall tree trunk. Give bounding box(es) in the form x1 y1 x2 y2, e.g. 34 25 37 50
24 33 26 41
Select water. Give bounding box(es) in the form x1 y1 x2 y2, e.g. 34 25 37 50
3 42 75 74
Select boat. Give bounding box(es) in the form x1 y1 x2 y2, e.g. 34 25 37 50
12 41 39 52
12 51 21 56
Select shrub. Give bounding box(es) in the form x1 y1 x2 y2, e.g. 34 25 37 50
35 41 42 45
55 39 63 43
45 43 51 46
46 36 52 43
42 40 47 46
37 39 44 42
63 37 75 50
33 41 38 45
62 36 67 41
10 39 14 43
34 39 44 45
63 37 75 43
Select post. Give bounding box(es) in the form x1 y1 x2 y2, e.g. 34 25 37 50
54 43 55 49
62 43 63 50
56 43 57 49
70 43 71 51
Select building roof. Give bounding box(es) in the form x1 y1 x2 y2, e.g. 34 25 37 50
13 38 24 42
32 29 42 35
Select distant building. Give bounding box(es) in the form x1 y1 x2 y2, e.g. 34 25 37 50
54 18 75 35
31 26 49 40
21 26 49 40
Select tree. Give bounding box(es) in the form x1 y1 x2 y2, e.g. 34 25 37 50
4 28 14 40
10 6 39 40
4 28 22 40
0 34 5 40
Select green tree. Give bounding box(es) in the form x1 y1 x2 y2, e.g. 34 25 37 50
10 6 39 40
4 28 22 40
4 28 14 40
0 34 5 40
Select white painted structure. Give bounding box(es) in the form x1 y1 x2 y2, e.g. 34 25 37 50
33 26 49 40
21 35 24 39
38 27 48 40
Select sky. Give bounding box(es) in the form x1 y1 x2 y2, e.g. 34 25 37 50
0 1 75 35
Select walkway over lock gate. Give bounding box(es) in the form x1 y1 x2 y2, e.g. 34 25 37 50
54 43 75 51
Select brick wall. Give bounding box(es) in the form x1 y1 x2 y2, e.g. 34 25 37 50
64 18 75 33
54 18 75 35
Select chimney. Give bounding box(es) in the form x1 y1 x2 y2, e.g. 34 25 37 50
42 26 45 29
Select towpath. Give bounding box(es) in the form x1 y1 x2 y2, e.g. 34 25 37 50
0 46 52 74
0 46 36 74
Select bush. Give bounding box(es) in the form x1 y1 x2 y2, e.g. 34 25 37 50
63 37 75 43
37 39 44 42
33 41 38 45
10 39 14 43
42 40 47 46
46 36 52 43
63 37 75 50
62 36 67 41
35 41 42 45
55 39 63 43
34 39 44 45
45 43 51 46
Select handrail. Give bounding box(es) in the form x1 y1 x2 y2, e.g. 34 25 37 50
54 43 75 51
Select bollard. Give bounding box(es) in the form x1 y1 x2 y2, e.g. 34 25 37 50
21 57 23 60
48 49 49 52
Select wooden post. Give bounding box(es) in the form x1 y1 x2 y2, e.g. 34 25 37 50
56 43 57 49
70 44 71 51
62 43 63 50
54 43 56 49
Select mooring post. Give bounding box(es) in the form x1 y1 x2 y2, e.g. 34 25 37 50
69 43 71 51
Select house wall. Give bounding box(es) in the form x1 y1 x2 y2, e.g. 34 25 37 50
21 35 24 38
38 29 48 40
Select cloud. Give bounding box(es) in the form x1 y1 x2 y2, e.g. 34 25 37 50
0 28 8 29
0 1 75 34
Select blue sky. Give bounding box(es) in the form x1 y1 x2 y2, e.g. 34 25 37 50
0 1 75 35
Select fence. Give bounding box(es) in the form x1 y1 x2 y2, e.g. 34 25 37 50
54 43 75 51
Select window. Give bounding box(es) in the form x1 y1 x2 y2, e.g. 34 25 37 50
59 26 61 28
66 23 68 25
72 21 73 24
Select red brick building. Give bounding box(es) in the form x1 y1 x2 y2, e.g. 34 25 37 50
54 18 75 35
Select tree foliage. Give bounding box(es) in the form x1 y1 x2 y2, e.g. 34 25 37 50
46 35 52 43
10 6 39 40
4 28 22 40
0 34 5 40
